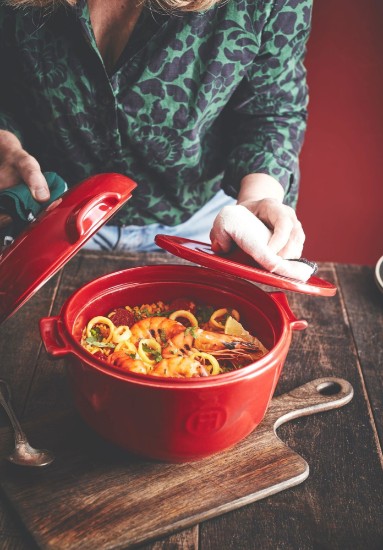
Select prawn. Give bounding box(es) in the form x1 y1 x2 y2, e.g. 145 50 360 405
191 328 267 362
129 317 185 347
151 356 207 378
130 317 267 361
107 350 208 378
107 350 148 374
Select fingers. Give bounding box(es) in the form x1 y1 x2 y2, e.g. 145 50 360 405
268 216 305 259
210 203 313 282
278 221 305 259
267 216 294 254
210 205 279 271
0 131 49 201
244 199 305 259
16 153 50 202
210 206 236 253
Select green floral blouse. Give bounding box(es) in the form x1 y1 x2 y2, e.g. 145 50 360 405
0 0 312 226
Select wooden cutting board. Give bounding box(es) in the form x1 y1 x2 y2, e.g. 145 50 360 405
0 377 353 550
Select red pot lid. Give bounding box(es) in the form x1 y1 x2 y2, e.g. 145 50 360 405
0 173 136 324
155 235 337 297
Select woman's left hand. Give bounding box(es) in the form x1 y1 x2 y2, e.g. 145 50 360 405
236 197 305 259
210 171 306 261
209 174 314 281
209 203 313 281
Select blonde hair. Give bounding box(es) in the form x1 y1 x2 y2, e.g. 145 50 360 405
3 0 223 13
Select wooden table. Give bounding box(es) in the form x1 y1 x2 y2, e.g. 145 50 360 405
0 250 382 549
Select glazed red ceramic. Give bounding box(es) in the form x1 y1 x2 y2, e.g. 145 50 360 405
0 173 137 325
40 264 309 462
0 171 336 462
155 235 337 296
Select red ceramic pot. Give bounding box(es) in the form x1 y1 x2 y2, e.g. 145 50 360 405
40 264 308 462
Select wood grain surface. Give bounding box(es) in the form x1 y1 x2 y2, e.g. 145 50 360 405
0 379 353 550
0 252 381 550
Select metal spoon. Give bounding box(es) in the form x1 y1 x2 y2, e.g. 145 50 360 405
0 379 54 467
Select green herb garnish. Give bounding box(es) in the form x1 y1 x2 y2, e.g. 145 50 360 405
90 326 102 341
185 326 198 338
158 328 168 343
85 337 115 349
142 343 162 362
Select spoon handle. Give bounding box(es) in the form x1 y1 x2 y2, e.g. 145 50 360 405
0 379 27 446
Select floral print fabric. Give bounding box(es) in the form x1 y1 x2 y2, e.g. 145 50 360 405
0 0 312 226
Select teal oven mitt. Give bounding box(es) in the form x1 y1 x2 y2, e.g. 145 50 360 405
0 172 68 246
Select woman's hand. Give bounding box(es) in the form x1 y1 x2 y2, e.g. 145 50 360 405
0 130 50 201
210 173 305 260
237 197 305 259
209 173 314 281
209 203 314 281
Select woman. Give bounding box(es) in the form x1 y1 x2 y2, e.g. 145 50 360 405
0 0 314 278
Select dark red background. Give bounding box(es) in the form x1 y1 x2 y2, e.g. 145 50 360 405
297 0 383 265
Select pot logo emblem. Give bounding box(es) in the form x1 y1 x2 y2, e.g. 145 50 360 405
185 407 227 435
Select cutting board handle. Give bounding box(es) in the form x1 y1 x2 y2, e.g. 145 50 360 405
266 377 354 429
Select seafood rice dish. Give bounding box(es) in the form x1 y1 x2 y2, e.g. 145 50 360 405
81 298 268 378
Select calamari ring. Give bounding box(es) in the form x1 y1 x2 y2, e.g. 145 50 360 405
115 341 138 355
169 310 198 327
137 338 162 365
209 308 240 330
189 352 221 375
86 316 115 343
112 325 132 344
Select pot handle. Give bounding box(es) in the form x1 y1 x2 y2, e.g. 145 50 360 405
269 291 308 331
66 192 122 242
39 316 72 357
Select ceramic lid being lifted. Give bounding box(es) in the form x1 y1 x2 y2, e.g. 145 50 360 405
0 173 137 325
155 235 337 297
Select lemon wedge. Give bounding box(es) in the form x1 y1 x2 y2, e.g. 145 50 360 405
224 316 269 354
224 316 254 342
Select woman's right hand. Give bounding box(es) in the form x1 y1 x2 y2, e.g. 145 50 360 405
0 130 50 201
